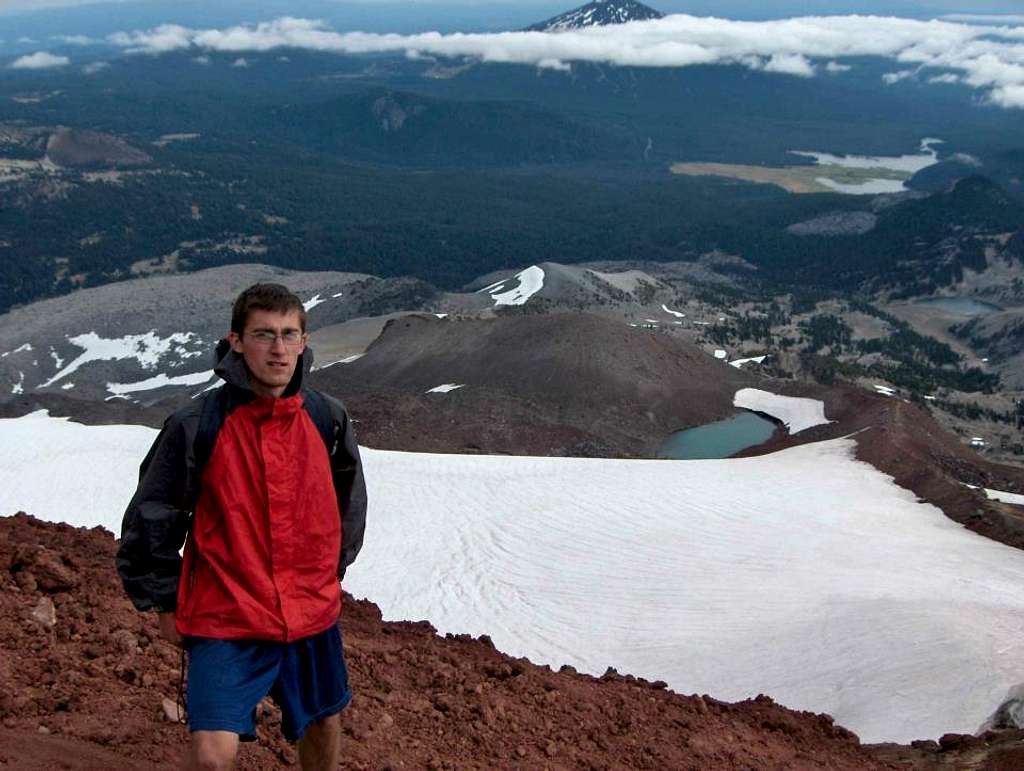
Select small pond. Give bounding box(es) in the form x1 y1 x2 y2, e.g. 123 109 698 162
657 411 778 460
914 297 1003 316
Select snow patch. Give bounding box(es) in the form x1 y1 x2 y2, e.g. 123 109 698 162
874 384 897 396
714 350 728 360
106 370 214 396
1 343 32 358
426 383 465 394
734 388 832 434
478 266 545 307
40 331 201 388
729 355 768 369
985 488 1024 507
11 371 24 395
312 354 364 372
303 294 327 311
662 304 686 318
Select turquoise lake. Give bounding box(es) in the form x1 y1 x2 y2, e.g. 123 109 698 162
657 411 778 460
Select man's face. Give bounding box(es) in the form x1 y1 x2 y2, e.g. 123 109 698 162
229 309 306 398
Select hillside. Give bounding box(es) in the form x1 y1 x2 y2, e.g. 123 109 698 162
0 513 890 770
312 312 756 457
4 508 1024 769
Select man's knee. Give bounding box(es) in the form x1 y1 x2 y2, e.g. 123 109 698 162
298 713 341 770
189 730 239 771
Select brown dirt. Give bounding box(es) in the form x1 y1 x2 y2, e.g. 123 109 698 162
0 513 897 770
45 128 151 168
313 312 756 458
669 162 830 194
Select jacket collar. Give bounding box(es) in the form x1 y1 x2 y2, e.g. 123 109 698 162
212 338 315 398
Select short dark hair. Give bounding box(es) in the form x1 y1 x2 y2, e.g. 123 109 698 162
231 283 306 335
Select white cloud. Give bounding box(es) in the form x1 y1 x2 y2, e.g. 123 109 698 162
825 61 851 73
110 23 192 55
231 56 249 67
928 72 960 84
51 34 96 46
192 54 211 65
763 53 814 78
10 51 70 69
16 36 36 44
991 83 1024 108
942 14 1024 25
82 61 109 74
883 69 916 84
950 152 982 167
537 57 570 72
105 14 1024 108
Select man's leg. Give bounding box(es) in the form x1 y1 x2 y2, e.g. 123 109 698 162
184 730 240 771
297 713 341 771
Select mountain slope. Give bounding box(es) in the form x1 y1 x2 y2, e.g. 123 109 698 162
5 418 1024 746
526 0 664 32
0 513 894 770
0 265 437 403
312 312 756 456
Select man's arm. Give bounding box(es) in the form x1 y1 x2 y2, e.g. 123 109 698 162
116 411 193 615
325 396 367 581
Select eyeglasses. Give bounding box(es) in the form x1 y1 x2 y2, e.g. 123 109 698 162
244 330 305 347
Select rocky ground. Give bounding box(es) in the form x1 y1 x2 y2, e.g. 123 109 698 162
12 512 1024 770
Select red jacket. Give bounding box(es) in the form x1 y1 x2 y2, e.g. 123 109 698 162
117 345 367 642
176 394 342 641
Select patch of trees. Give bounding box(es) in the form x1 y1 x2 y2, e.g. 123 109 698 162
799 314 852 353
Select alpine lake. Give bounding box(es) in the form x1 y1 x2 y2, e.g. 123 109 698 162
657 411 779 460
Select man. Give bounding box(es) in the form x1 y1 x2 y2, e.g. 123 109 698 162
117 283 367 771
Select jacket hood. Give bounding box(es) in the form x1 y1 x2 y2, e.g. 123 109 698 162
212 338 315 397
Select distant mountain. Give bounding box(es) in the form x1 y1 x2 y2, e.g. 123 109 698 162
526 0 663 32
313 312 755 457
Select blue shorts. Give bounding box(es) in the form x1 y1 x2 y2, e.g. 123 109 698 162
185 624 352 743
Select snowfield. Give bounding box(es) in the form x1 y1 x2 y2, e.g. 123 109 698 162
40 330 205 388
107 370 214 396
2 412 1024 744
985 488 1024 507
478 266 545 307
425 383 465 394
729 355 768 369
734 388 833 434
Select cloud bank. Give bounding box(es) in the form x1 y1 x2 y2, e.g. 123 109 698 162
106 14 1024 108
10 51 70 69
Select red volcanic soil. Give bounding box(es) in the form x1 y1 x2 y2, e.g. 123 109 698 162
0 513 901 770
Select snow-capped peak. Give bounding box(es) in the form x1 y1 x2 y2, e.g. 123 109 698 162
526 0 664 32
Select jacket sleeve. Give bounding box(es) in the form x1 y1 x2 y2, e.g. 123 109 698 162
115 411 194 613
326 396 367 581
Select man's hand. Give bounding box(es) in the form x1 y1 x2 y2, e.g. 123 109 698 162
158 611 183 647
